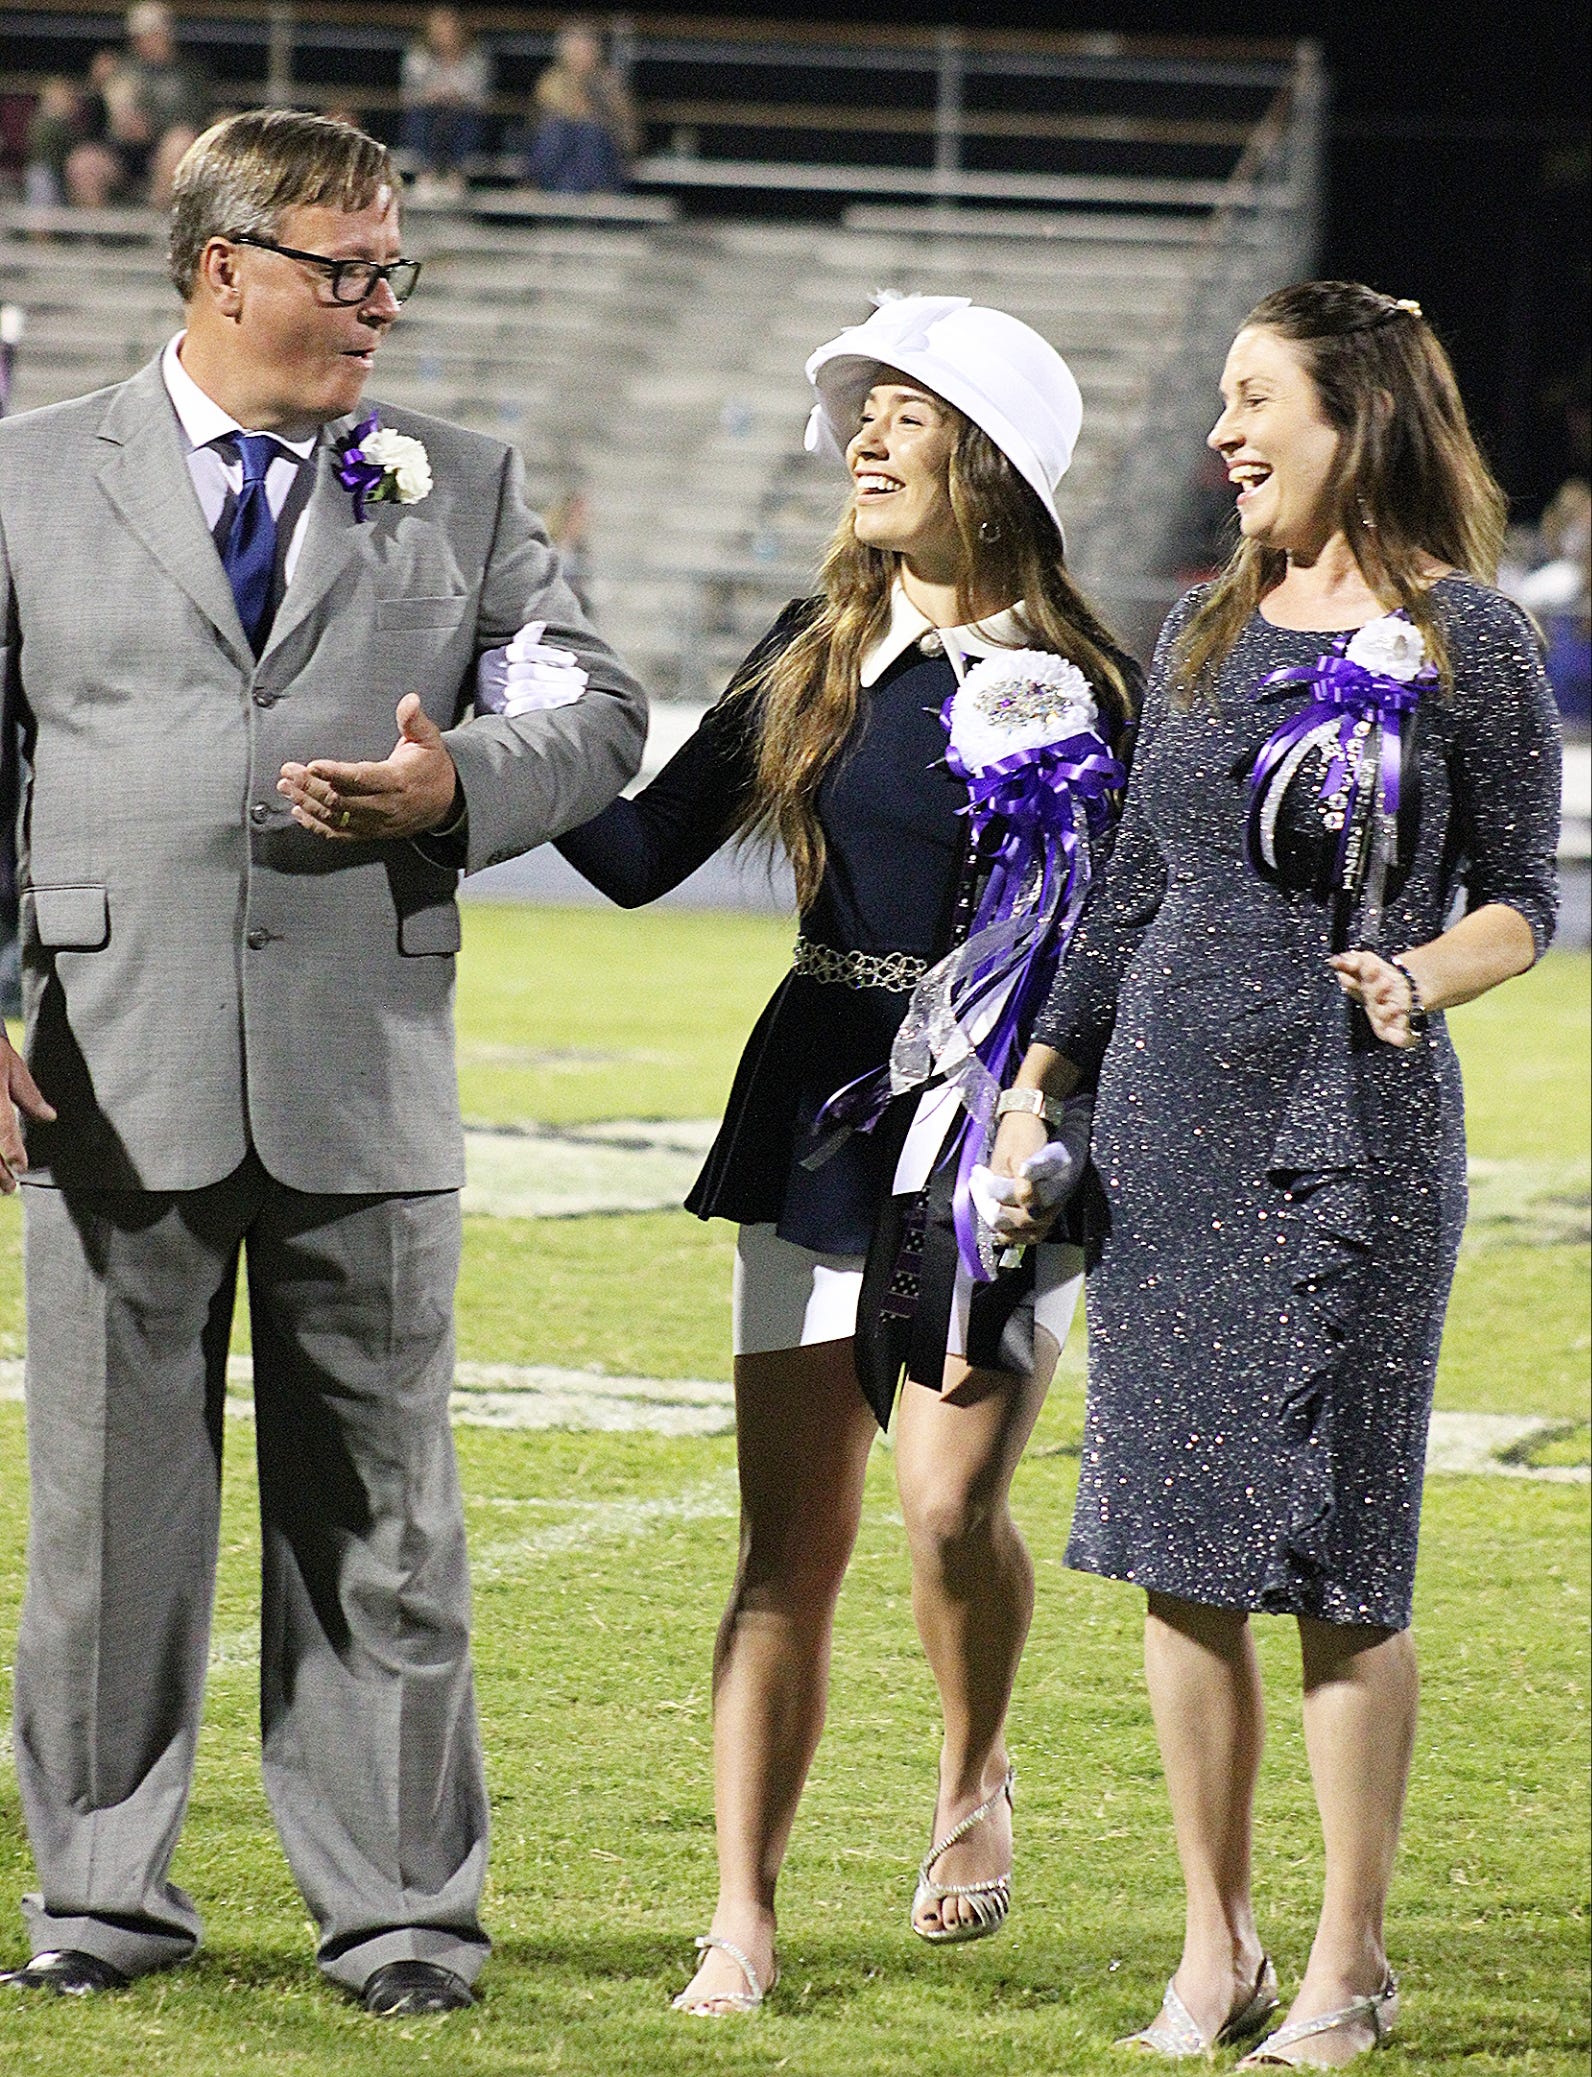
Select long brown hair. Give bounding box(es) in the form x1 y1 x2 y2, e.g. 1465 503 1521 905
734 409 1136 908
1172 280 1508 705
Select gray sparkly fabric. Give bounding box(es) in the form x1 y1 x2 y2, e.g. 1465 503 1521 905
1035 576 1561 1627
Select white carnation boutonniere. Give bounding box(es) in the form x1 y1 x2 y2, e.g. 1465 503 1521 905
1343 612 1427 682
946 649 1100 774
334 414 433 521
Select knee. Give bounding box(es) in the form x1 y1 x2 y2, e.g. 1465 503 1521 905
732 1505 856 1615
901 1478 1007 1583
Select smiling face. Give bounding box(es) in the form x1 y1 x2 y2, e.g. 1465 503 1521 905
845 374 961 573
184 191 404 435
1208 326 1343 559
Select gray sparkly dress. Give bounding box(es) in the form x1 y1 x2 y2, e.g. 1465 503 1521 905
1034 577 1561 1627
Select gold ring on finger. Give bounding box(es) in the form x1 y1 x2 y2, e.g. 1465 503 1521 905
338 809 351 830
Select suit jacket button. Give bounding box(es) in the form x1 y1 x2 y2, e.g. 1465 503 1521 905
253 691 275 708
250 802 269 824
246 927 270 950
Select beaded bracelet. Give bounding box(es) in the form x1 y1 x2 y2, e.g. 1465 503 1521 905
1387 954 1430 1042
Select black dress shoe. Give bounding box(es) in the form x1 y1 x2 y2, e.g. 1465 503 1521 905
361 1959 475 2017
0 1949 130 1995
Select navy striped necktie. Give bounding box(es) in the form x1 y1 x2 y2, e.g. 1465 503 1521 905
220 432 283 654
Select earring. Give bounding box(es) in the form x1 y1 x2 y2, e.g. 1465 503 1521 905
1357 497 1376 530
977 519 1002 543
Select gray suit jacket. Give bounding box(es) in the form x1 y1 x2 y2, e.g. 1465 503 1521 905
0 356 647 1194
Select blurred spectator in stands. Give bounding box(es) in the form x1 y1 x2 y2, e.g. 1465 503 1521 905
523 19 637 194
64 5 212 210
58 50 125 207
547 488 594 612
1517 480 1591 724
23 79 83 207
401 8 491 199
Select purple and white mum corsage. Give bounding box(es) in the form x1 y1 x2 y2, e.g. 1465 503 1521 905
1244 608 1436 942
334 415 433 521
811 648 1124 1279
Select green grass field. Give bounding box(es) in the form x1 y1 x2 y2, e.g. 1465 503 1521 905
0 911 1585 2076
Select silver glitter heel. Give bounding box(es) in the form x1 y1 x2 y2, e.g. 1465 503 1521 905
1237 1973 1398 2067
911 1764 1015 1944
1118 1956 1280 2058
671 1933 777 2017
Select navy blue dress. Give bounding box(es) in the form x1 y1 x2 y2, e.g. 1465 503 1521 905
1034 578 1560 1628
557 606 971 1257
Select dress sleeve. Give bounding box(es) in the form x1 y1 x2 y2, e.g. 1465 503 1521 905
554 601 808 908
1445 593 1562 956
1030 606 1190 1073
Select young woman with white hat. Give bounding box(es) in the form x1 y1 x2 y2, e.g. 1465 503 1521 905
556 294 1139 2015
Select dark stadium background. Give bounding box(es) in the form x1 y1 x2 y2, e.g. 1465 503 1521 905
686 0 1589 525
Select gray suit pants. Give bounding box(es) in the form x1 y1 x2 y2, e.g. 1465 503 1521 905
14 1155 489 1988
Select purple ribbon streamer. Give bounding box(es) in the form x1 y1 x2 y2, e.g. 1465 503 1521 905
1244 644 1430 899
809 718 1123 1284
333 412 384 522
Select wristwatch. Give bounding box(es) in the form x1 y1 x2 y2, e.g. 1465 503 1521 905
995 1087 1068 1130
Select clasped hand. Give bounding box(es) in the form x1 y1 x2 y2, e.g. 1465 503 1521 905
278 693 459 842
1328 949 1423 1048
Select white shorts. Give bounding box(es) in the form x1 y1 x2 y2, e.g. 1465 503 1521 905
733 1221 1085 1366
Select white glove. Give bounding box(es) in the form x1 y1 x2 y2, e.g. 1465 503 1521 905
971 1091 1095 1242
475 619 589 717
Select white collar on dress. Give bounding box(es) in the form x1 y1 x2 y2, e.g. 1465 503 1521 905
858 578 1029 689
161 332 321 460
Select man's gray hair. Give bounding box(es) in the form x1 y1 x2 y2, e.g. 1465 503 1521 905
168 109 393 300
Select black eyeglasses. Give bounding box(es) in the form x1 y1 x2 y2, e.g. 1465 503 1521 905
228 234 422 306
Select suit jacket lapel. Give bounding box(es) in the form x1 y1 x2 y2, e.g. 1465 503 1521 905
95 359 254 671
259 417 363 665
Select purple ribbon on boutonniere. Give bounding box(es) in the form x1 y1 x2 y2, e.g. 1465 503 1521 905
333 412 385 522
1244 612 1435 947
807 650 1124 1283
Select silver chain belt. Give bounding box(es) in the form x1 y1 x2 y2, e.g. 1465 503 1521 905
791 935 928 993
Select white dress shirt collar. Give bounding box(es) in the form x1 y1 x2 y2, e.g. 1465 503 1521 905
160 333 320 461
858 579 1029 689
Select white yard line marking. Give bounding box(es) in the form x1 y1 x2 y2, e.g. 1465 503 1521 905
469 1474 738 1583
1 1366 1582 1476
462 1116 719 1218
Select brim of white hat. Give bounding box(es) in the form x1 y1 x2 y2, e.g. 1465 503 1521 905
807 348 1068 545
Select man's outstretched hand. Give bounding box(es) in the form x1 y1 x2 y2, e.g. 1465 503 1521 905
0 1032 55 1193
278 694 461 842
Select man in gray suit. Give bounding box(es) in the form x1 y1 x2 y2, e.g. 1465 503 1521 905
0 110 646 2013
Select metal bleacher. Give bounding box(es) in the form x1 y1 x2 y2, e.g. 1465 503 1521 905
0 16 1325 697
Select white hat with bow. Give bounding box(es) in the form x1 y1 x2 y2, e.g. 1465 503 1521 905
804 293 1083 540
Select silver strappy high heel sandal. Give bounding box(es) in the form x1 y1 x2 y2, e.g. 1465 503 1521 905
1237 1973 1398 2068
671 1933 778 2017
911 1764 1016 1945
1118 1955 1280 2057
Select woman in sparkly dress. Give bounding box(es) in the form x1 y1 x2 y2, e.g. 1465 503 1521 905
556 298 1137 2013
993 282 1560 2066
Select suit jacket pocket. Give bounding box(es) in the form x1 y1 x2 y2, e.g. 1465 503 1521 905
399 900 462 956
29 884 110 950
377 595 469 632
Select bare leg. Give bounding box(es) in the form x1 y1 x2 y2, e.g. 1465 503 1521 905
1141 1592 1268 2039
678 1339 876 2012
1267 1619 1416 2060
893 1332 1055 1935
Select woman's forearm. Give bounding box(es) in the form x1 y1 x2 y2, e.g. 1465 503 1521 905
1012 1042 1083 1102
1399 901 1538 1014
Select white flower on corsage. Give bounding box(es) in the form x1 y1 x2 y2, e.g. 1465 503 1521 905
1344 613 1426 682
947 649 1098 772
360 426 433 503
334 415 433 519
